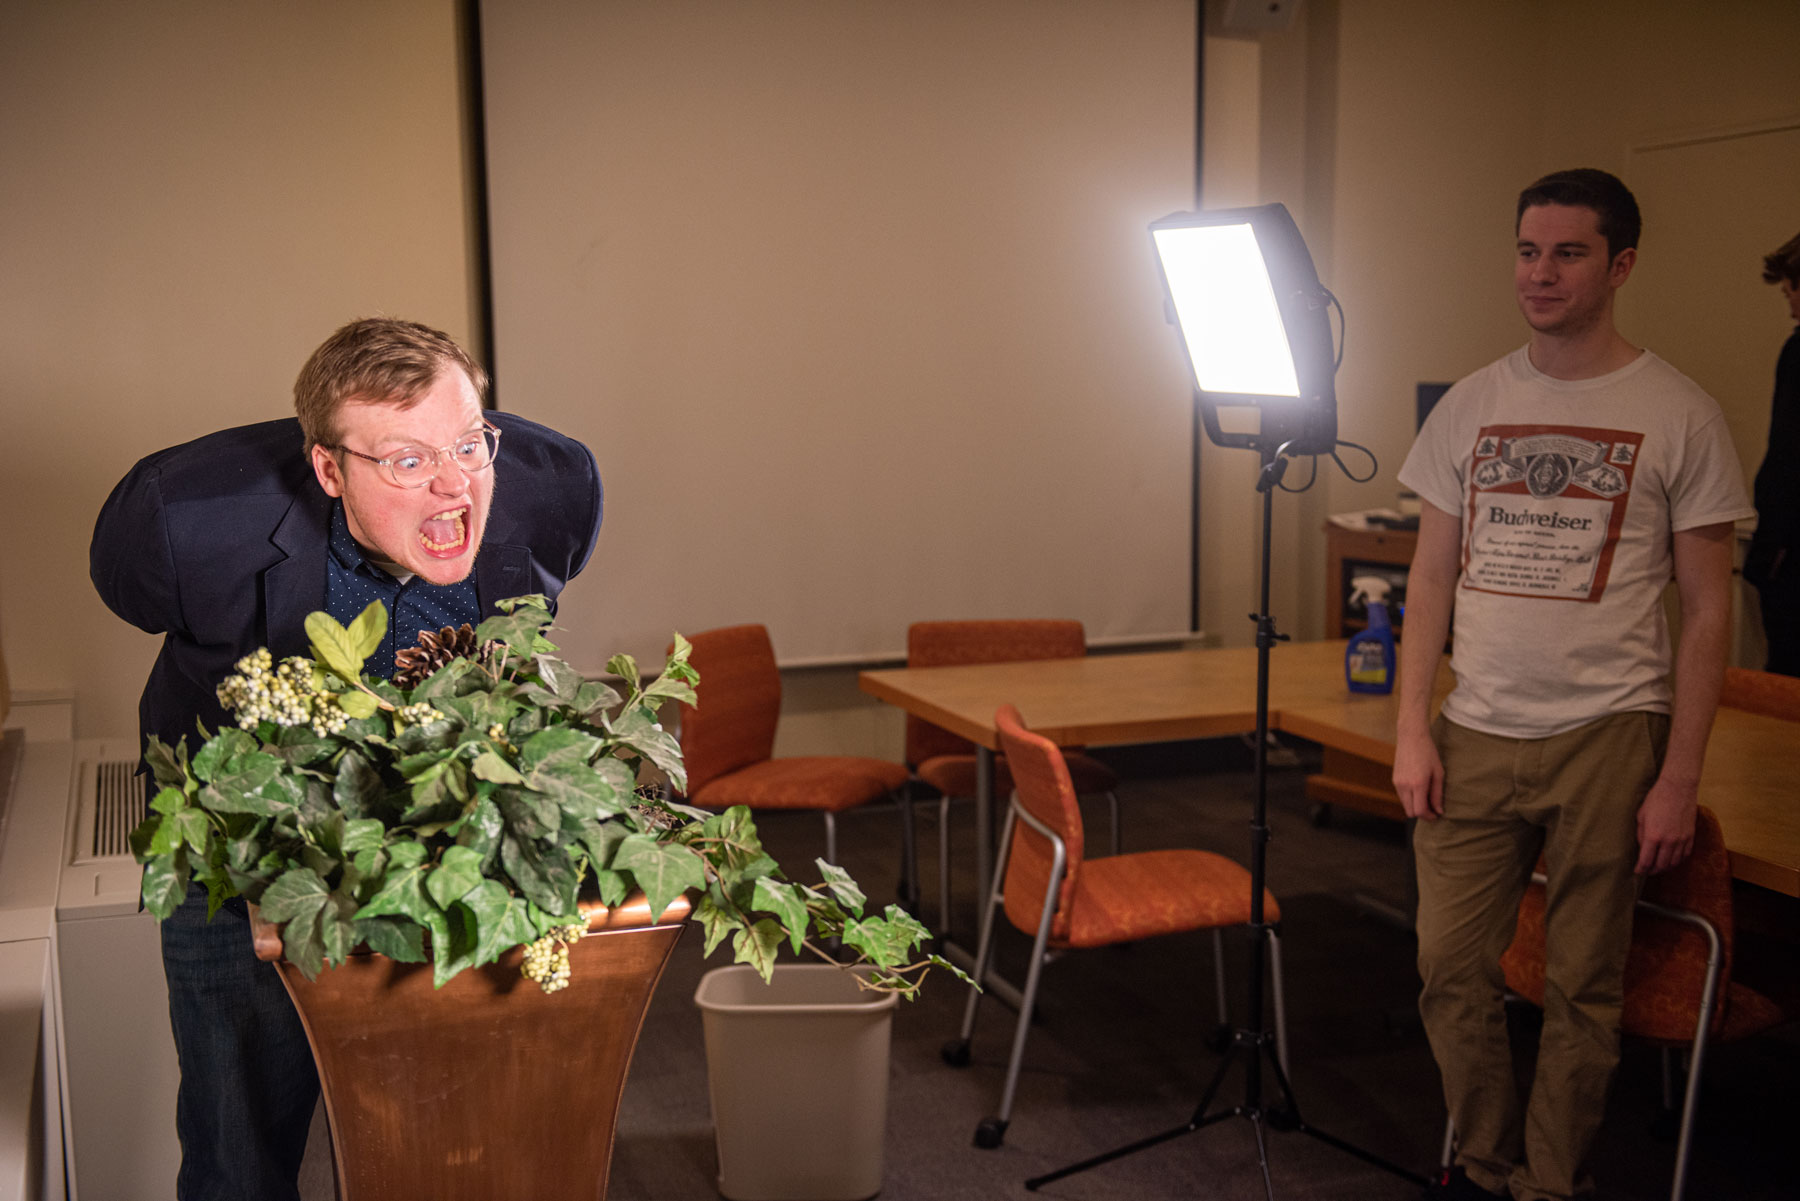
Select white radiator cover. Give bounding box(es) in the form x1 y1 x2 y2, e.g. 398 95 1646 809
53 739 180 1201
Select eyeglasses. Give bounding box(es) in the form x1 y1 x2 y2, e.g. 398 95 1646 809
326 423 502 489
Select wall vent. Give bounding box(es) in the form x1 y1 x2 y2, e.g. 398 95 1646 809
73 757 142 864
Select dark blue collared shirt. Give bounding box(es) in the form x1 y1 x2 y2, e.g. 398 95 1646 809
324 500 481 681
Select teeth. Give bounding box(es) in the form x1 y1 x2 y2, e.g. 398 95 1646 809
419 510 467 553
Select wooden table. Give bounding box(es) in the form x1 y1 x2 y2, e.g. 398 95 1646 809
859 641 1800 900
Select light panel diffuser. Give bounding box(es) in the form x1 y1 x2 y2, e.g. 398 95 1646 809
1152 223 1300 398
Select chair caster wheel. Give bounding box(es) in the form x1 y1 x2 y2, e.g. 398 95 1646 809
973 1116 1008 1149
940 1038 972 1068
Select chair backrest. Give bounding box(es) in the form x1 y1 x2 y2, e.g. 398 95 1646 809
904 620 1088 766
1720 666 1800 721
994 703 1086 942
676 624 782 797
1501 807 1737 1039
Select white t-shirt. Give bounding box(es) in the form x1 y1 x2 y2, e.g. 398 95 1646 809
1399 347 1753 739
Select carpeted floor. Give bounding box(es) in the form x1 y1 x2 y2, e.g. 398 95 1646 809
601 735 1799 1201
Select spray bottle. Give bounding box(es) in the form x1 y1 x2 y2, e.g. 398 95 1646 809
1344 575 1396 694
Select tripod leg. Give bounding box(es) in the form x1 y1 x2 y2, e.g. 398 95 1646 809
1268 928 1290 1079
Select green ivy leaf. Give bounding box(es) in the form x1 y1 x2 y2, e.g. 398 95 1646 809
145 736 185 787
606 708 686 793
730 918 784 981
471 750 525 785
258 867 329 924
357 916 427 963
752 876 810 955
695 895 736 956
525 759 628 821
128 813 160 860
141 854 188 919
409 658 475 702
271 724 337 767
173 808 212 857
614 833 704 921
573 679 623 718
499 833 578 917
192 728 256 783
426 845 485 909
305 610 369 688
462 879 538 968
341 817 384 856
592 868 629 907
318 891 359 966
517 726 600 774
816 860 866 918
474 609 542 656
605 652 642 696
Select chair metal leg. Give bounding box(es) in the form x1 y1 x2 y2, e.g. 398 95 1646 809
822 810 837 866
1105 789 1120 856
952 808 1019 1051
1440 1117 1455 1170
896 787 919 909
938 796 953 933
1268 927 1290 1080
1636 898 1724 1201
984 817 1066 1149
1212 929 1229 1029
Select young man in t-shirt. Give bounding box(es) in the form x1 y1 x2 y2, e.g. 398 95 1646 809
1392 169 1753 1201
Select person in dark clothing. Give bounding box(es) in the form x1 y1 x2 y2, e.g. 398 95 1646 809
1746 232 1800 676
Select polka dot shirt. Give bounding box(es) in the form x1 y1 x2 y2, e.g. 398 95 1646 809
325 500 481 681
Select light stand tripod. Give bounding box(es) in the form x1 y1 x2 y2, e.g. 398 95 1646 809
1024 442 1426 1199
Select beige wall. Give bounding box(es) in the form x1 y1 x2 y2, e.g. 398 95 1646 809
1237 0 1800 656
4 0 1795 753
0 0 476 738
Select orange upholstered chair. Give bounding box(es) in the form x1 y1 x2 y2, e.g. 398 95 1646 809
676 625 914 890
1488 807 1788 1201
1718 664 1800 719
941 704 1286 1149
905 620 1120 932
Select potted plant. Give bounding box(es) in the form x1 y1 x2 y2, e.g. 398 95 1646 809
131 594 956 1200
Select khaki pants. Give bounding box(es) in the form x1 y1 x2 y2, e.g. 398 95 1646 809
1414 710 1668 1201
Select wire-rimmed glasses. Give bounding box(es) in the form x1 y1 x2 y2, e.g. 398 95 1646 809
325 422 502 488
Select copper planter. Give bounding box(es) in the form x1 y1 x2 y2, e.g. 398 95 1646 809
253 893 690 1200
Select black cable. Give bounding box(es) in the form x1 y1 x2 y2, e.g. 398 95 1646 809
1330 439 1379 483
1324 287 1345 371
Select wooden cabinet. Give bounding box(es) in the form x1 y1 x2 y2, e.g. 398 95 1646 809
1324 522 1417 638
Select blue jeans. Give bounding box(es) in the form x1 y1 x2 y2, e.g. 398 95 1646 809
161 882 319 1201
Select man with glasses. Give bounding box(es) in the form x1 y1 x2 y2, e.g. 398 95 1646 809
91 317 601 1201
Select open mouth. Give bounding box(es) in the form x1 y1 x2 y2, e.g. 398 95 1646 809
419 507 469 555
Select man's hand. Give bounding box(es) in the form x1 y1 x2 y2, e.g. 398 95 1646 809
1393 725 1445 820
1635 775 1697 874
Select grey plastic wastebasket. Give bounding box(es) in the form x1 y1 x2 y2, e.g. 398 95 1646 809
694 964 899 1201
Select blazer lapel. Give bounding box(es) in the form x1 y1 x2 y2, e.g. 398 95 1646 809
264 493 331 659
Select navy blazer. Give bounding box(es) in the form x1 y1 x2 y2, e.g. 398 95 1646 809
91 414 602 756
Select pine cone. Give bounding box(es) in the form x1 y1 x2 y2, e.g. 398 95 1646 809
393 624 493 689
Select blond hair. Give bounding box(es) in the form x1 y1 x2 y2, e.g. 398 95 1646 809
293 318 489 453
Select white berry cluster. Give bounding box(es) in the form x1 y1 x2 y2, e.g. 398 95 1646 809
395 701 443 728
215 648 350 737
520 924 587 993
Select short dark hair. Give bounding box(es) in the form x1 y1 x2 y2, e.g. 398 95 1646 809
1516 168 1642 261
294 318 489 455
1762 232 1800 287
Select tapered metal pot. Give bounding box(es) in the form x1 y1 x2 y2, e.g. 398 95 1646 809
252 892 690 1201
